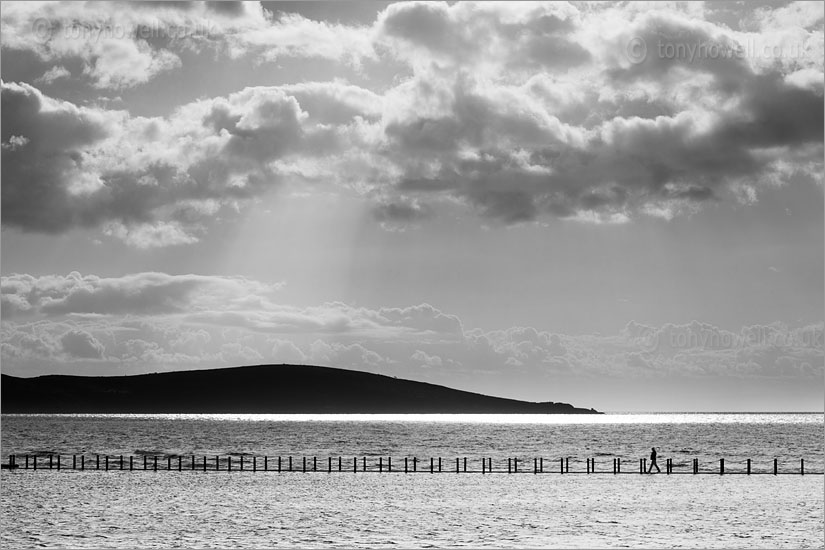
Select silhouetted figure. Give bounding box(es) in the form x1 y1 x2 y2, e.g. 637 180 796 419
648 447 661 473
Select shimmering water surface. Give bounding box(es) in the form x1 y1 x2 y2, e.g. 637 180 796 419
2 414 823 548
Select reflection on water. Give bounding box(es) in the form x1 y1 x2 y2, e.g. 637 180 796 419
1 470 822 548
5 412 823 423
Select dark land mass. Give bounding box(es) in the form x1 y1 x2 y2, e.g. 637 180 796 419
1 364 600 414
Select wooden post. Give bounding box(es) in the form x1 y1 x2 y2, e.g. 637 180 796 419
439 457 442 472
747 459 751 475
464 457 467 473
314 457 317 472
379 457 383 473
774 458 777 475
639 458 643 474
534 458 537 474
801 459 804 475
229 456 232 471
328 457 332 473
289 456 292 472
618 458 621 473
191 455 195 471
565 457 569 473
482 458 486 474
130 456 133 471
302 456 306 473
50 455 53 470
57 455 60 470
241 456 245 471
33 455 37 470
96 455 100 470
388 457 392 472
105 455 108 471
253 456 257 472
540 457 543 473
353 457 357 473
120 455 123 470
720 458 724 475
363 456 366 472
508 458 511 474
167 456 171 471
81 455 85 471
430 457 434 474
405 457 408 473
265 456 268 471
73 455 76 469
455 457 459 473
560 457 563 474
413 457 417 472
586 458 589 474
337 456 340 472
179 457 182 471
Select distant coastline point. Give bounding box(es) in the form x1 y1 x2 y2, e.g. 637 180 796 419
1 364 600 414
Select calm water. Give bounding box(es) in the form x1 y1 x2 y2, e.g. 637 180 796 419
2 414 823 548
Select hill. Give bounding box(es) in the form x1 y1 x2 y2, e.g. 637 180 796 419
0 364 600 413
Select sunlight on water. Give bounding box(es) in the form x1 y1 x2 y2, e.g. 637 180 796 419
6 413 822 424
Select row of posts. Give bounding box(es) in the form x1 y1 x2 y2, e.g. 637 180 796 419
3 454 808 475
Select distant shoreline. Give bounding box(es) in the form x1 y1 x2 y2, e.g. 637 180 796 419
1 364 601 414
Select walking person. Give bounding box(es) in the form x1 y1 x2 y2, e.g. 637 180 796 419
647 447 661 473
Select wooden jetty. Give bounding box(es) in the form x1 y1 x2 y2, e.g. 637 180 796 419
1 454 819 475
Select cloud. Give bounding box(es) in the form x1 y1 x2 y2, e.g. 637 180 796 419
411 349 443 368
0 271 284 318
377 2 587 72
0 2 373 89
35 65 71 85
1 2 822 243
60 329 106 359
102 220 200 249
3 271 821 382
1 80 374 245
0 2 184 89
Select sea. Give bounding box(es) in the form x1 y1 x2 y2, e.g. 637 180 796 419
1 413 823 548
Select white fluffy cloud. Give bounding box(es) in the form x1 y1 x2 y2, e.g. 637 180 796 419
1 2 822 246
0 271 285 318
2 271 821 384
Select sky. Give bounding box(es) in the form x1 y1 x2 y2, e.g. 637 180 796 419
1 1 823 412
